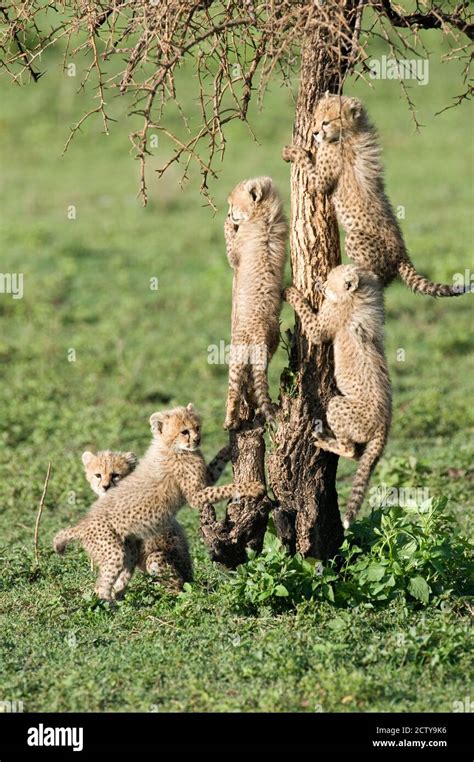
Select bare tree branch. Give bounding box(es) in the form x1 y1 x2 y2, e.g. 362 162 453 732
0 1 471 202
379 1 474 40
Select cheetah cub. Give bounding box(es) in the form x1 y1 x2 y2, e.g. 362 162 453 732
283 94 468 297
82 449 197 592
224 176 288 429
54 405 262 600
284 265 392 528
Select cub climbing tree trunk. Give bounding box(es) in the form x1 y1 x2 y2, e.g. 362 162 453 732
267 36 344 559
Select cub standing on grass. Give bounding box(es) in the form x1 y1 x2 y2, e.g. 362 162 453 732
224 176 288 429
284 265 392 529
283 93 469 297
82 449 192 592
54 404 263 601
82 445 231 592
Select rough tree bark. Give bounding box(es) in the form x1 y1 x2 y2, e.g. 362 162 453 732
200 413 272 568
267 33 344 559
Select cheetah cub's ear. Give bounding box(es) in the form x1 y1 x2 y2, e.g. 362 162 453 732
245 177 272 204
186 403 195 412
344 270 359 293
123 451 138 468
150 411 167 435
82 451 94 467
344 96 363 122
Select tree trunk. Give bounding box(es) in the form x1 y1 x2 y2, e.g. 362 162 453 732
201 4 361 566
200 414 272 569
267 35 344 559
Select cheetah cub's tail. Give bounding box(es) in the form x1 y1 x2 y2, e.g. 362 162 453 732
343 429 386 530
53 526 81 554
398 259 469 297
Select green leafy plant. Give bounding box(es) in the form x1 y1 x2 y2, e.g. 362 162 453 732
377 455 432 485
226 498 473 612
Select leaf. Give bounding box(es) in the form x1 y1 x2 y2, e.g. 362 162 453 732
274 584 289 597
399 540 418 558
328 616 348 631
408 576 431 604
366 563 387 582
322 583 335 602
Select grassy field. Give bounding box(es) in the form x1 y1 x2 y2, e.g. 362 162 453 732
0 30 473 713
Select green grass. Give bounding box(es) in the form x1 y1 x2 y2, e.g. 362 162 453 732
0 31 473 713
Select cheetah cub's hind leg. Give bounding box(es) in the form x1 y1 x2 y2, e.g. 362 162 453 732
315 396 362 460
92 536 129 602
314 395 367 460
112 538 139 599
313 433 357 460
224 361 248 430
142 519 193 594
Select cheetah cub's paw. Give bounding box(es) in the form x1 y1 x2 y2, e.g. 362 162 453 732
282 145 298 163
223 413 241 431
313 434 356 460
258 401 278 428
282 286 299 304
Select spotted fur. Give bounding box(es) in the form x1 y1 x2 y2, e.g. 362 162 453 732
283 94 468 297
224 176 288 429
54 406 262 600
284 265 392 528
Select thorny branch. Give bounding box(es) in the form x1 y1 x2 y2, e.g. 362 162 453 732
0 1 472 204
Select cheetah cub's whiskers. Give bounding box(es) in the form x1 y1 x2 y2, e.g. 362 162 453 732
54 405 262 601
224 176 288 429
283 94 469 298
284 265 392 528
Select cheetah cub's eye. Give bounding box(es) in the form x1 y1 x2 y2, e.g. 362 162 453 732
95 473 101 479
181 429 189 436
322 120 329 126
112 473 120 480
